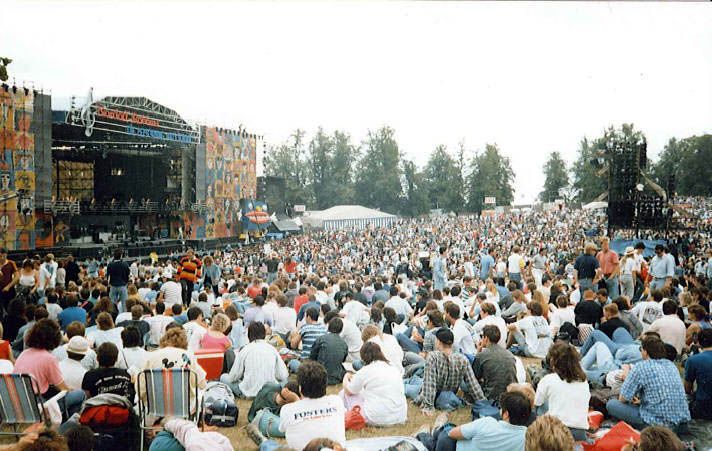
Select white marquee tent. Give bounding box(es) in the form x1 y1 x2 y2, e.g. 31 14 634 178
301 205 397 230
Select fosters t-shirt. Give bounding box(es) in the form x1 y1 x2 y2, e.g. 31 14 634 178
279 395 346 451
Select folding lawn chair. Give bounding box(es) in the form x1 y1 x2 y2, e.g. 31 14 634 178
136 368 199 450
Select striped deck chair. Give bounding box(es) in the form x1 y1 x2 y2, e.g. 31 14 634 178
0 374 46 436
136 368 199 450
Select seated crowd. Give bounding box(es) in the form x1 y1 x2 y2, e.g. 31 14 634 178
0 236 709 451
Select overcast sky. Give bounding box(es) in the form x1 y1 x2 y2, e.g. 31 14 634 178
3 1 712 204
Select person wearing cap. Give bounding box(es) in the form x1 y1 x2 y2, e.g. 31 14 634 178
410 328 485 415
58 336 89 390
649 244 674 291
620 247 637 300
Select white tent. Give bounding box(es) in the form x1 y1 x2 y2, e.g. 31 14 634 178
301 205 397 230
582 201 608 210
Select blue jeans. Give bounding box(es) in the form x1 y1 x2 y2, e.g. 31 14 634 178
397 328 423 354
109 285 128 313
606 399 647 430
650 278 667 292
605 275 620 299
416 423 457 451
260 440 282 451
253 409 284 438
403 376 462 411
581 342 619 384
579 278 594 297
580 328 634 356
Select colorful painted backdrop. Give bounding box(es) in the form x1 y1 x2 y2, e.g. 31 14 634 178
0 88 40 250
202 127 257 239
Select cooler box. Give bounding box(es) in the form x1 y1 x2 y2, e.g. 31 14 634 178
195 348 225 381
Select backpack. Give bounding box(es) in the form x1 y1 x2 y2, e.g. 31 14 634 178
79 405 131 428
558 321 579 342
203 381 238 427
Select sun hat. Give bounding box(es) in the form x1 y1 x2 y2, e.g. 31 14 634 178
66 336 89 355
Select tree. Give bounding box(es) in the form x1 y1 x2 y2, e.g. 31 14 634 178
264 129 312 206
329 130 358 205
354 126 403 214
0 57 11 82
423 145 459 212
307 128 333 209
571 124 646 204
651 135 712 196
466 143 515 213
306 128 358 209
571 137 606 204
401 159 430 217
539 151 569 203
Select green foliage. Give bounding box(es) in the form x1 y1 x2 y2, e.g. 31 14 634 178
466 144 515 212
539 151 569 203
353 126 403 214
306 128 357 209
263 129 313 205
571 124 645 204
651 135 712 196
423 145 460 212
0 57 11 82
401 159 430 217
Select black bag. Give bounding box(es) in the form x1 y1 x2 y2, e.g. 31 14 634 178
559 321 579 342
203 381 238 427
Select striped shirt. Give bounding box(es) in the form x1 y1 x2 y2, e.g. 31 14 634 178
178 256 202 282
299 324 326 359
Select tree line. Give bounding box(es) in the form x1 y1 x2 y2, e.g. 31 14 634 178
263 126 514 216
541 124 712 204
264 124 712 217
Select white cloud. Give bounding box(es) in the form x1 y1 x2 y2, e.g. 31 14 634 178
2 1 711 203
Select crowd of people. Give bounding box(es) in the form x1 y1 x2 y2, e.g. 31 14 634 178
0 204 710 451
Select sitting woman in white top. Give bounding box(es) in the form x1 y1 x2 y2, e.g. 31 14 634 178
340 341 408 426
534 342 591 442
89 312 123 350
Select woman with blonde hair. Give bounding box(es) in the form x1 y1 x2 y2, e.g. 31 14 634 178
531 290 549 321
199 313 232 351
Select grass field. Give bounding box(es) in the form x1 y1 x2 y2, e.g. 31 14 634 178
222 384 475 450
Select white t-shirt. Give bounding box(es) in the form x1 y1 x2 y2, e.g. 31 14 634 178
452 319 477 355
59 359 87 390
279 395 346 451
385 297 413 318
535 373 590 429
272 306 297 335
340 319 363 359
507 254 523 274
183 321 207 353
116 346 149 378
341 300 369 325
549 306 576 333
515 316 552 359
473 315 507 347
345 361 407 426
368 334 404 375
160 281 183 307
621 257 636 276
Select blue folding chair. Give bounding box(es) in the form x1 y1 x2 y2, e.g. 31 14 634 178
136 368 199 450
0 374 48 437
